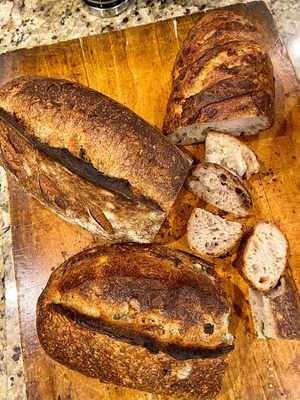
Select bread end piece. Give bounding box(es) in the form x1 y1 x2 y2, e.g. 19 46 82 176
249 269 300 339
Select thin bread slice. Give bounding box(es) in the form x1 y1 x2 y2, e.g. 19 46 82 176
242 222 288 292
187 208 244 257
205 132 260 179
187 163 253 217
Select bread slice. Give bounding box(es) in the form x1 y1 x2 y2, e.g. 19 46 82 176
187 208 244 257
249 269 300 339
187 163 253 217
205 132 259 179
241 222 288 292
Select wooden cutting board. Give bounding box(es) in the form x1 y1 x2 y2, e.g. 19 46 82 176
1 1 300 399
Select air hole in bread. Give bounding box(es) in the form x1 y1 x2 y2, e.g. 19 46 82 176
204 323 214 335
273 279 282 290
259 276 268 284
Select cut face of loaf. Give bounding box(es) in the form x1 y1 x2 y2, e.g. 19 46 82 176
205 131 260 178
242 222 288 292
187 208 244 257
167 112 270 146
163 10 275 145
187 163 253 217
37 244 233 399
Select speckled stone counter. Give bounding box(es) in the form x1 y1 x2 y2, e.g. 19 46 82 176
0 0 300 55
0 1 299 399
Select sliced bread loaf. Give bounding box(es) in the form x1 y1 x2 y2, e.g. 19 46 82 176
241 222 288 292
205 132 259 179
187 163 253 217
187 208 244 257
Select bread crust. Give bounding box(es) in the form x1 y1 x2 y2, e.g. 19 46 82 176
0 77 191 242
163 10 275 141
249 270 300 339
37 244 233 399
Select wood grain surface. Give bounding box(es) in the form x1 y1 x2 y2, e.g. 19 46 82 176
1 1 300 399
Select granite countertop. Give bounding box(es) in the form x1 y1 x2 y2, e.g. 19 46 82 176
0 1 300 399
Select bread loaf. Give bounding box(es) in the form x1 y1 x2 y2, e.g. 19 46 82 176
37 244 233 399
0 76 191 243
163 10 275 145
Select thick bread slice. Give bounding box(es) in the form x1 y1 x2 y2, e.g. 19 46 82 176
187 163 253 217
205 131 260 178
0 77 191 242
187 208 244 257
37 244 233 399
249 270 300 339
163 10 275 145
241 222 288 292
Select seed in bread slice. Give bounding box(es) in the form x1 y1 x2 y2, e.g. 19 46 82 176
187 208 244 257
242 222 288 292
205 131 259 179
187 163 253 217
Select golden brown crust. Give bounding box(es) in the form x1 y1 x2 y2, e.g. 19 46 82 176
37 244 232 398
0 77 191 242
0 116 165 242
0 76 190 211
249 270 300 339
163 10 275 137
174 11 260 78
268 270 300 338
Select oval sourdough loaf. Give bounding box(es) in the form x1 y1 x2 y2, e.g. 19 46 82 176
163 10 275 145
37 244 233 399
0 76 191 242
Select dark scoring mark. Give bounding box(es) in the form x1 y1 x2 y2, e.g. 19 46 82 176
0 108 162 212
51 304 233 360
